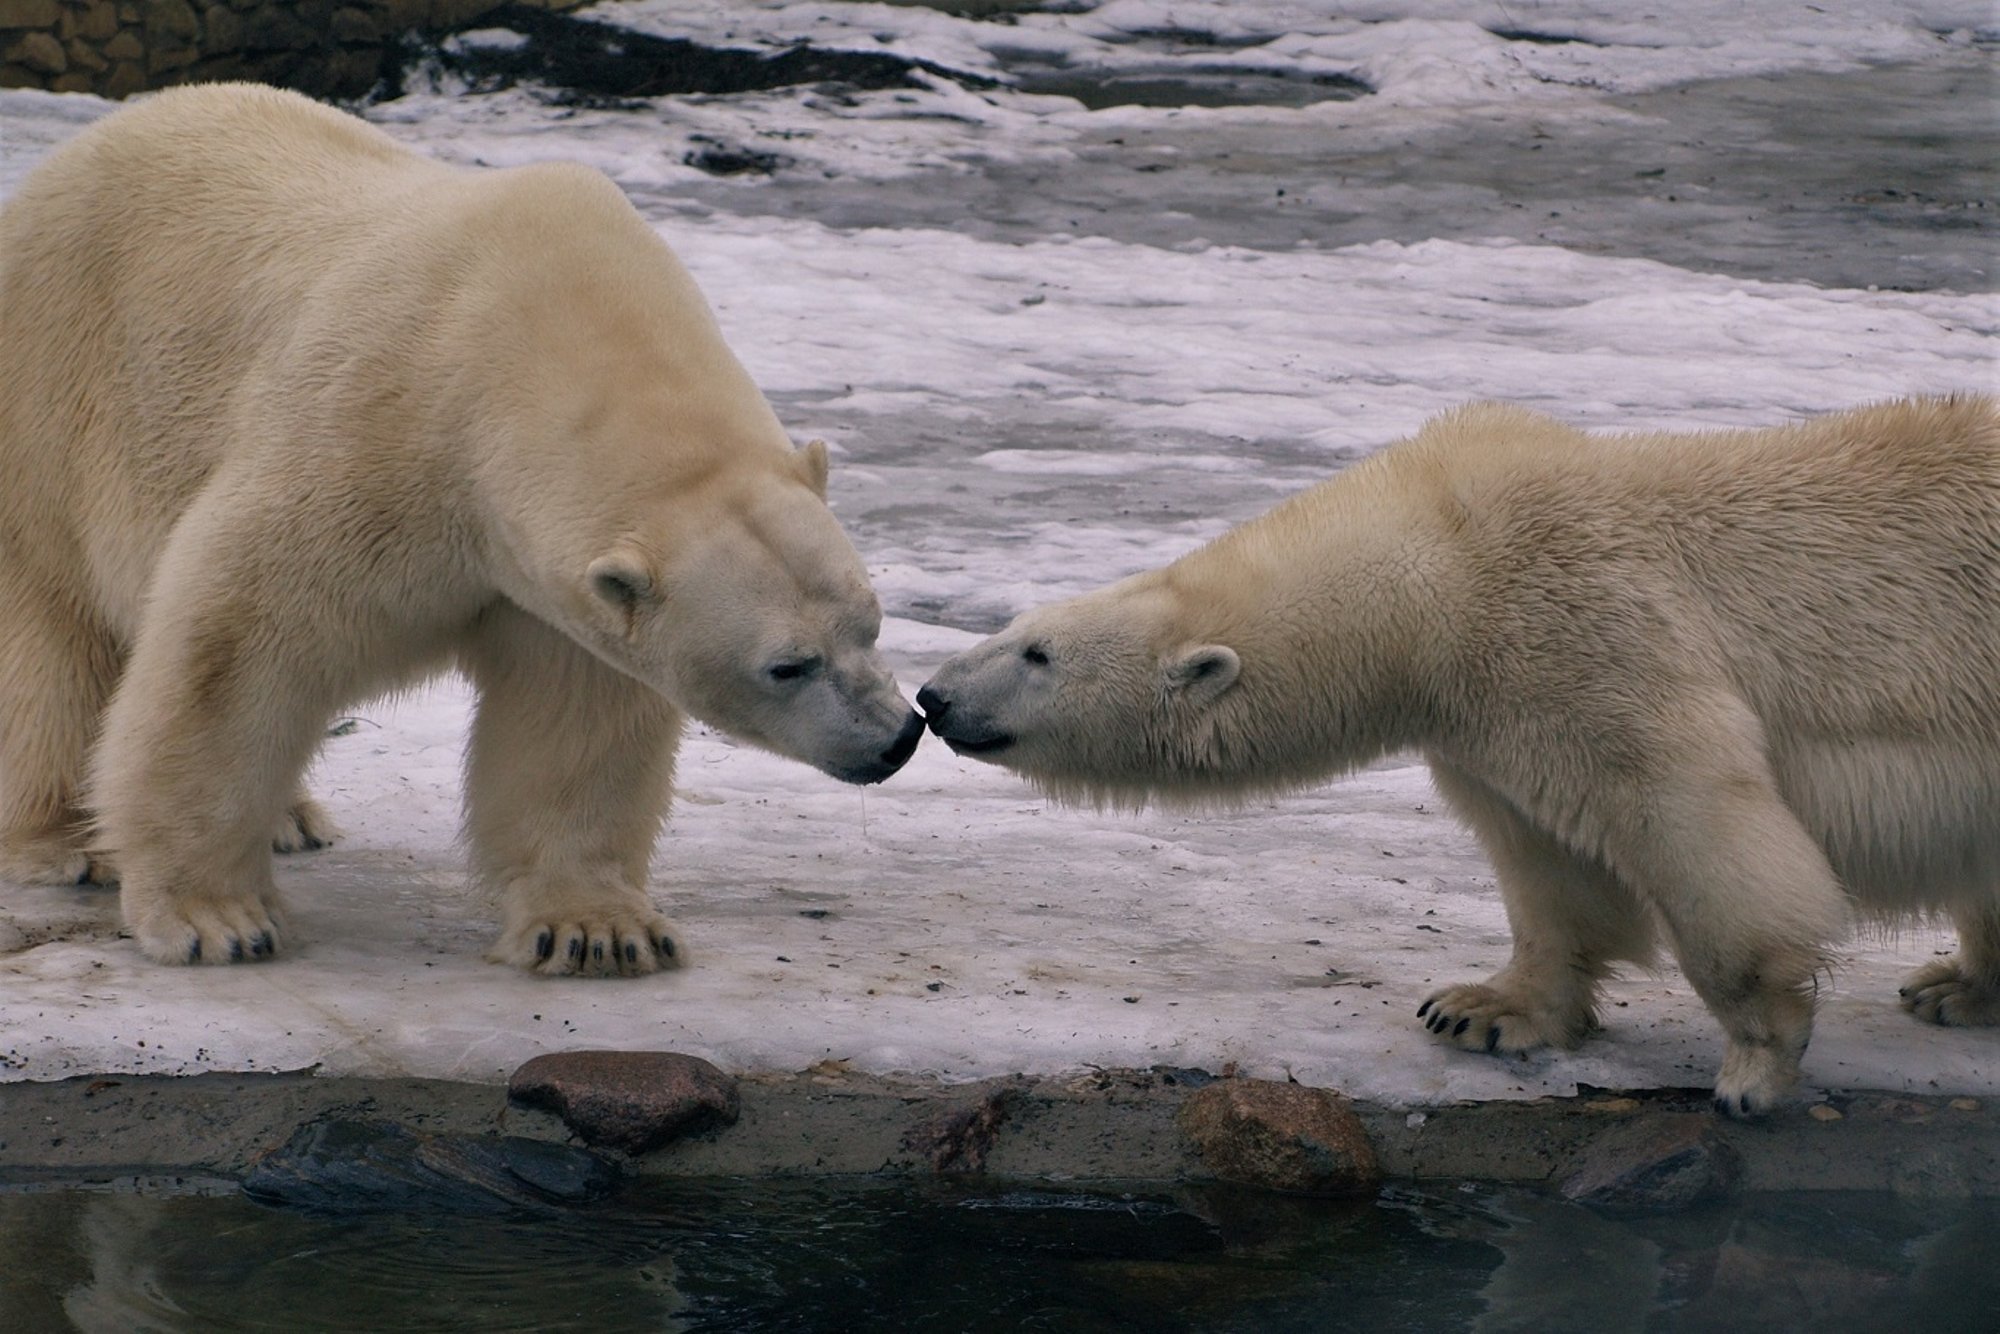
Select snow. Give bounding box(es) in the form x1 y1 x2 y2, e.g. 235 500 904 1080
0 1 1995 1107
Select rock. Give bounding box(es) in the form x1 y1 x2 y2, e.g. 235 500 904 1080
242 1117 620 1216
6 29 64 72
0 0 59 31
902 1086 1016 1172
508 1050 740 1155
72 6 118 42
1561 1112 1739 1213
140 0 197 43
102 58 144 97
1177 1079 1379 1195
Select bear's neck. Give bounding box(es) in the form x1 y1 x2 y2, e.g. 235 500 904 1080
1173 465 1449 791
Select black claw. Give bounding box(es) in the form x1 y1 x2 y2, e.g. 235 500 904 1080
657 934 676 959
250 932 273 958
1484 1027 1501 1053
567 937 582 961
592 941 605 963
229 938 244 962
74 867 91 886
624 942 638 965
1738 1094 1753 1116
187 939 202 964
1416 999 1432 1018
534 930 554 962
1453 1017 1470 1038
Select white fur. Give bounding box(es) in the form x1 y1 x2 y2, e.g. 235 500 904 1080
921 396 2000 1115
0 85 920 973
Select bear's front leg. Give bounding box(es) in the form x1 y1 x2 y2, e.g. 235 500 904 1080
90 601 332 965
460 603 684 978
1420 760 1652 1055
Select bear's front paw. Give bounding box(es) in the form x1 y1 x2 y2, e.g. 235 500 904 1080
1900 958 2000 1027
1712 1041 1801 1119
125 889 285 966
493 889 683 978
1417 980 1594 1056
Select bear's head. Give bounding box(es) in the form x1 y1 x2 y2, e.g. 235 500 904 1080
461 186 923 785
915 571 1251 806
569 438 924 786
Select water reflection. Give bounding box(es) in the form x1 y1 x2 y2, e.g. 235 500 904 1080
0 1181 1994 1332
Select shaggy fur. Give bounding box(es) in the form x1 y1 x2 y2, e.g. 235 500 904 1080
0 84 920 974
920 396 2000 1115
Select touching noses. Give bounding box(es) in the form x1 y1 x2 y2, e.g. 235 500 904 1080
883 709 926 770
915 683 950 733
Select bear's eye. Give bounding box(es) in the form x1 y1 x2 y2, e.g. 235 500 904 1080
1022 645 1050 667
592 570 645 609
767 657 820 683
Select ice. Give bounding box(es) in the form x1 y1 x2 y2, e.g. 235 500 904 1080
0 2 1994 1105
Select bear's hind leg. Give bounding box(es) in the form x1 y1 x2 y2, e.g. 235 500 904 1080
460 603 683 978
0 583 121 886
1602 757 1847 1119
1421 760 1654 1056
1901 896 2000 1026
272 790 335 855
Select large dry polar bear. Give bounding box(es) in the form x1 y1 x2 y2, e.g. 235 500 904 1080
919 397 1999 1116
0 84 923 975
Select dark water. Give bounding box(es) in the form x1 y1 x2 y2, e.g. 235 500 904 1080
2 1180 1995 1332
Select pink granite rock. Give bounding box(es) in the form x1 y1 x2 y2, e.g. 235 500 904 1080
508 1050 740 1155
1178 1078 1378 1195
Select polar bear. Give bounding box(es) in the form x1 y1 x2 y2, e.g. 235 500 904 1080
918 397 2000 1115
0 84 923 974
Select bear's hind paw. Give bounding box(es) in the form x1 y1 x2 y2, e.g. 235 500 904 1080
272 798 336 855
1900 958 2000 1027
0 832 101 887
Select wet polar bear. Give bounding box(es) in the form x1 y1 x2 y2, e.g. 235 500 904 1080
0 84 923 974
919 397 1999 1115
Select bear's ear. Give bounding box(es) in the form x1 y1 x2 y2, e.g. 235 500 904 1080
798 438 830 499
586 551 655 613
1165 644 1241 702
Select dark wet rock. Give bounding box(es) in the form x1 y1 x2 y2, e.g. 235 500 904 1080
1177 1079 1379 1195
902 1085 1017 1172
406 4 977 107
1561 1112 1740 1213
242 1117 619 1215
508 1050 740 1155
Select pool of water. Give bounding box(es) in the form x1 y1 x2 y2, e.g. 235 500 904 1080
2 1179 1994 1332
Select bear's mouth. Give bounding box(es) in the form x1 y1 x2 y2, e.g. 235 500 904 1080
942 731 1014 758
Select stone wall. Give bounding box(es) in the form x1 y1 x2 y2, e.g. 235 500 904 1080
0 0 586 100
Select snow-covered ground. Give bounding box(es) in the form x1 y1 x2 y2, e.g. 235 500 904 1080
0 0 1995 1107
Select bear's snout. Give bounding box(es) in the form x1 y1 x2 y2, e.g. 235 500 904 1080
828 708 926 785
882 709 926 771
914 682 1014 758
915 683 950 730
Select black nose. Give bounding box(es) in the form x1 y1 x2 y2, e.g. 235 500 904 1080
915 684 948 730
881 709 925 770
